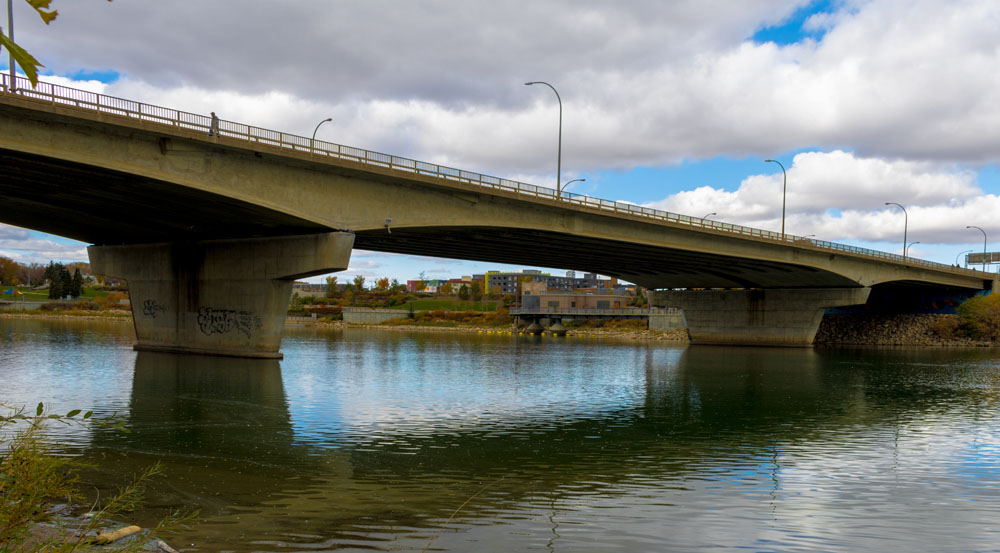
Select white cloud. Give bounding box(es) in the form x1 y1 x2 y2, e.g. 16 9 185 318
10 0 998 172
646 150 994 243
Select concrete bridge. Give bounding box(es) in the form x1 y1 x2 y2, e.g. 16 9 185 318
1 76 994 356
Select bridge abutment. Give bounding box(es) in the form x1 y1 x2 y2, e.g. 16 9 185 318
648 288 871 347
89 232 354 358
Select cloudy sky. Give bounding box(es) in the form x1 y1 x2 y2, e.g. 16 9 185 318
3 0 1000 282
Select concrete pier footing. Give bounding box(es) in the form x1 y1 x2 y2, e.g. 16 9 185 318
89 232 354 358
648 288 871 347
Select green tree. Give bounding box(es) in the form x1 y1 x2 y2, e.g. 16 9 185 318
458 284 470 300
956 293 1000 341
390 278 402 293
470 281 483 301
353 275 366 291
45 261 66 299
325 275 339 298
70 267 84 298
0 1 60 87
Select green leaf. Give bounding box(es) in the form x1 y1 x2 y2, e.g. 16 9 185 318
66 409 81 418
36 402 44 416
0 32 43 86
83 411 93 419
26 0 58 24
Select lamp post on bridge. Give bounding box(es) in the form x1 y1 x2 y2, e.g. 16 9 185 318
525 81 562 197
956 249 973 268
703 212 717 220
906 241 920 257
562 178 585 197
967 225 988 271
764 159 787 238
885 202 908 260
311 117 333 153
6 0 14 91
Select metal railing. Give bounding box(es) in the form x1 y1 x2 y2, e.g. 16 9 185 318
510 307 680 316
0 74 984 278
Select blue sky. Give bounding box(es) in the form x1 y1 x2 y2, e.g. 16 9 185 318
3 0 1000 282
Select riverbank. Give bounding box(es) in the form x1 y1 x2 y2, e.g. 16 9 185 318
313 319 691 342
0 310 132 321
6 311 997 346
816 314 994 347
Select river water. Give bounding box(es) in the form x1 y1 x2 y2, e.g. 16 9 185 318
2 318 1000 552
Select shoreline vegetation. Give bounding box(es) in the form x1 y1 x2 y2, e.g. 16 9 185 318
3 309 998 346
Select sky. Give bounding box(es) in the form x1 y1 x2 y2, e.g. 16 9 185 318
3 0 1000 283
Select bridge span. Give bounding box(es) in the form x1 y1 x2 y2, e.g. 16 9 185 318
1 76 994 355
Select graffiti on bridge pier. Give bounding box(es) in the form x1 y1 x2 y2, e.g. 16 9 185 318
197 307 263 338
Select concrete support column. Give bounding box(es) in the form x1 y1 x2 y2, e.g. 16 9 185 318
648 288 871 347
89 232 354 358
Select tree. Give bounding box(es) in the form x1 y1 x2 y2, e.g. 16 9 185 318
0 257 18 285
70 267 84 298
45 261 66 299
375 277 390 292
0 1 60 87
325 275 339 298
470 281 483 301
439 281 453 296
458 284 470 300
352 275 366 291
390 278 402 294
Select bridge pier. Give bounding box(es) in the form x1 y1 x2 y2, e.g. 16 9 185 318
89 232 354 359
648 288 871 347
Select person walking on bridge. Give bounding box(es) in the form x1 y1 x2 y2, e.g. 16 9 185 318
208 111 219 136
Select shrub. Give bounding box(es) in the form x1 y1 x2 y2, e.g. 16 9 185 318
1 404 197 551
928 315 961 339
956 293 1000 341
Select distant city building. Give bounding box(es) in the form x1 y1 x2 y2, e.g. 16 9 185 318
484 269 609 296
406 279 445 293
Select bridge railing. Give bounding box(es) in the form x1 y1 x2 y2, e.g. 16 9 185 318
0 74 983 277
510 307 681 316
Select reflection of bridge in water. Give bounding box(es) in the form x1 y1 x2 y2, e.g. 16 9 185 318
70 343 996 550
1 75 996 354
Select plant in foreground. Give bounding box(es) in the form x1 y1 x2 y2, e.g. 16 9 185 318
1 403 197 552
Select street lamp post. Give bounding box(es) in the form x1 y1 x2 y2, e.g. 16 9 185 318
764 159 787 238
703 212 717 220
6 0 14 91
562 178 585 196
906 241 920 257
967 225 988 271
311 117 333 153
956 249 973 268
525 81 562 196
885 202 908 259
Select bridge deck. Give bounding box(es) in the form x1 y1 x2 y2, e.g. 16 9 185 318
0 74 994 292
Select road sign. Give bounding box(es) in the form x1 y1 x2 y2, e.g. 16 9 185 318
966 252 1000 264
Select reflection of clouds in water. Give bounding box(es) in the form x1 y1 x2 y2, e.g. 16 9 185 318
282 339 683 448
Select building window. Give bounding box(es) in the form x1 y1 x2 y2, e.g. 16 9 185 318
547 301 560 308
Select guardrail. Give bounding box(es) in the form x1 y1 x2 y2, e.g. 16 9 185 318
510 307 680 316
0 74 984 277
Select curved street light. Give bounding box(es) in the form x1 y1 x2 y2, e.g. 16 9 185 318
525 81 562 196
764 159 787 238
905 241 920 257
562 178 585 196
956 249 973 267
311 117 333 152
703 212 717 220
885 202 908 259
967 225 988 271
